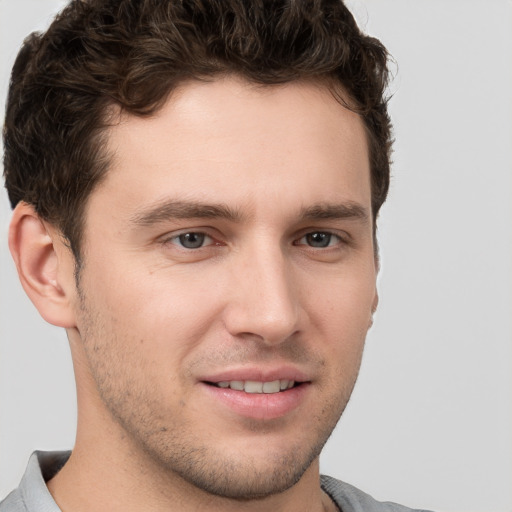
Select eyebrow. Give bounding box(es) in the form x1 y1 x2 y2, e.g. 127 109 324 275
130 198 370 227
130 199 243 226
299 202 370 223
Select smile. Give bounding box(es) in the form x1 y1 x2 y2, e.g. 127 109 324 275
202 378 309 420
211 380 296 393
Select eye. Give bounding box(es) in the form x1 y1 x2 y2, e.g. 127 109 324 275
170 232 213 249
296 232 341 248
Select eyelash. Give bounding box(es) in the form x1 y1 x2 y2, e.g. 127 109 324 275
163 230 346 250
166 232 218 249
294 232 343 249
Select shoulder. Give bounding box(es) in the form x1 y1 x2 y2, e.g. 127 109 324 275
320 475 434 512
0 451 70 512
0 489 26 512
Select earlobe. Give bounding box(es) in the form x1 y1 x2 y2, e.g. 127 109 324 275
8 202 77 328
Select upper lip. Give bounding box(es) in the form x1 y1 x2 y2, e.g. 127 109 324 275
199 366 311 384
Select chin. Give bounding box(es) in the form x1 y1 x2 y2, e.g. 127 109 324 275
168 445 320 500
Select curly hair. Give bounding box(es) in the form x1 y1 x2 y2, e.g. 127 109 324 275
3 0 392 260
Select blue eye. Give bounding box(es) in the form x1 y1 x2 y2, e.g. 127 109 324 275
300 232 339 248
173 232 211 249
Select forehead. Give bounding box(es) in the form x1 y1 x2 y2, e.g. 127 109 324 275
93 77 371 222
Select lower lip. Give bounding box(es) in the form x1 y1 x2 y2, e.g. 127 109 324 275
201 382 310 421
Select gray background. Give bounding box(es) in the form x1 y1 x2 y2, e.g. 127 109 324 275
1 1 511 511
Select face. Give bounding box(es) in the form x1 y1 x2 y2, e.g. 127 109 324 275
71 77 377 499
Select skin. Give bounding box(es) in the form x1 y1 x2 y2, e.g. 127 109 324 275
10 77 378 512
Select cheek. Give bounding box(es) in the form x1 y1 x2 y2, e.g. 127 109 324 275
83 261 225 359
305 266 376 327
302 268 375 364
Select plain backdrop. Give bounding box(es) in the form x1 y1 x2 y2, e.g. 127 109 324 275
1 1 511 511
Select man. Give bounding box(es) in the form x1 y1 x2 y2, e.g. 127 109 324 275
1 1 432 511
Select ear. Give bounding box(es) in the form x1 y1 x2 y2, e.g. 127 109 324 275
372 291 379 314
369 249 380 329
368 291 379 329
8 202 77 328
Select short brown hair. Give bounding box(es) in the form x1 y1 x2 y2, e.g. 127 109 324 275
3 0 392 260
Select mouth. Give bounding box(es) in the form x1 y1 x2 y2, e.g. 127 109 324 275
202 378 309 420
199 368 311 420
206 379 300 394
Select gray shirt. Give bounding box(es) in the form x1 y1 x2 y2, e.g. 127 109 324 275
0 451 433 512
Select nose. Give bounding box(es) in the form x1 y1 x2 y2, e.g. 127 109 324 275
222 244 301 346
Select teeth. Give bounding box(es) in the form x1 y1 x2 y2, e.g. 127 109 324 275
230 381 244 391
245 381 263 393
262 380 280 393
214 379 296 393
